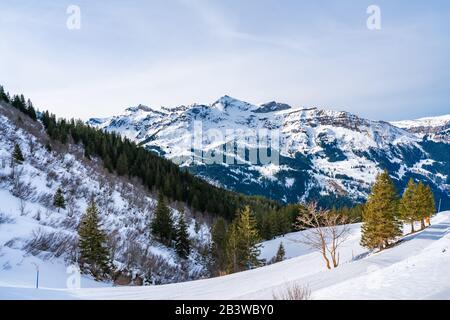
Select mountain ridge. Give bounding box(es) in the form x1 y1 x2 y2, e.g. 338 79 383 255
88 96 450 209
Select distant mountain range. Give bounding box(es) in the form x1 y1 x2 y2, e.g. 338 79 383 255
89 96 450 209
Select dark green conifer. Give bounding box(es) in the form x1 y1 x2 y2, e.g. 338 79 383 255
78 200 110 279
175 211 191 259
53 187 66 212
12 143 25 164
274 241 286 263
151 193 175 245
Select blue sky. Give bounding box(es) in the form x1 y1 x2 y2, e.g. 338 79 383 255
1 0 449 120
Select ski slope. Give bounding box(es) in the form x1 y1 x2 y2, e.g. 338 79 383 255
1 212 450 300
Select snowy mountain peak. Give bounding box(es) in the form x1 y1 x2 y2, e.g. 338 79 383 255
254 101 292 113
87 117 107 126
125 104 157 114
211 95 257 112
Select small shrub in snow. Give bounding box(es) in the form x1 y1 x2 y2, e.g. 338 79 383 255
12 180 35 201
18 198 29 216
23 228 78 260
4 238 21 249
0 212 15 224
45 170 58 187
272 282 311 300
37 192 53 208
61 215 79 231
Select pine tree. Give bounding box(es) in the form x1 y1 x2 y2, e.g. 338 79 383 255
413 182 430 230
26 99 37 120
151 193 175 245
226 206 261 273
53 187 66 212
274 242 286 263
0 85 8 101
425 186 436 226
361 170 402 250
211 217 228 275
399 178 417 233
175 211 190 259
12 143 25 164
116 153 128 176
225 222 239 273
414 184 436 229
78 200 110 279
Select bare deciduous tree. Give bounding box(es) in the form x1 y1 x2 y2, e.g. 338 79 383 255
18 198 29 216
65 193 79 218
295 202 352 269
28 139 36 157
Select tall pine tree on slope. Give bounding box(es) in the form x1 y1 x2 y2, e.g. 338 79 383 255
361 170 402 250
225 222 239 274
417 184 436 228
175 211 191 259
211 217 228 275
413 182 435 230
116 153 128 176
399 178 417 233
226 206 261 273
78 200 110 279
425 185 436 225
151 193 175 246
400 180 436 232
414 182 427 230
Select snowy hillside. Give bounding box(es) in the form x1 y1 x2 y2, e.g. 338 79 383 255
2 211 449 300
88 97 450 208
0 103 211 288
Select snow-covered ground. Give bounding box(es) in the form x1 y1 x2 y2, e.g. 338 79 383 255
1 212 449 300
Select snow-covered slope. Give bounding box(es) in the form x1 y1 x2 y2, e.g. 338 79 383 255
0 103 211 288
2 211 449 300
88 97 450 208
391 114 450 143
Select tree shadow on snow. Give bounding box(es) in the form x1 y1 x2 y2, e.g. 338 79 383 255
402 223 450 242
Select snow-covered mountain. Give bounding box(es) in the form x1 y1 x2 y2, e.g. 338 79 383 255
0 102 211 287
391 114 450 143
88 96 450 209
